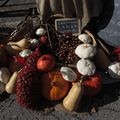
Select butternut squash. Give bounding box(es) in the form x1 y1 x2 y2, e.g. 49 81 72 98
63 81 84 111
5 72 18 94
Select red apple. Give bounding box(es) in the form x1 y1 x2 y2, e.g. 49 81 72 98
37 54 56 72
82 73 102 97
9 56 26 73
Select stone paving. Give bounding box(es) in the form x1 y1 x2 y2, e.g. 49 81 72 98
0 82 120 120
0 0 120 120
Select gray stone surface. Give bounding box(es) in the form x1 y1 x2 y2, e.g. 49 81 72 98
0 84 120 120
0 0 120 120
0 0 36 33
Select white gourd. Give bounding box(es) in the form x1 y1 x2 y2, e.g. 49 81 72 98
36 28 46 36
75 44 96 58
77 59 96 76
7 39 30 50
19 49 33 58
60 66 77 82
30 38 39 48
78 34 91 43
108 62 120 79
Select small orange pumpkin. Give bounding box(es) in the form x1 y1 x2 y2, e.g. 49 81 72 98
40 69 70 101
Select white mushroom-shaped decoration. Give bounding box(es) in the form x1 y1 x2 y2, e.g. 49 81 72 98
78 34 91 43
60 66 77 82
75 44 96 58
77 59 96 76
36 27 46 36
0 67 11 84
108 62 120 79
0 82 5 94
19 49 33 58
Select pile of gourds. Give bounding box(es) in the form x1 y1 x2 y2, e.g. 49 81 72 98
0 25 120 112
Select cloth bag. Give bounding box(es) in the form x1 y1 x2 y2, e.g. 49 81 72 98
36 0 104 28
96 0 120 48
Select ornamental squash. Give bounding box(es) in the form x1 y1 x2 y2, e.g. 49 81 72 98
75 44 96 59
63 81 84 112
108 62 120 79
40 69 70 101
36 27 46 36
6 38 30 55
60 66 77 82
77 59 96 76
78 34 91 43
19 49 33 58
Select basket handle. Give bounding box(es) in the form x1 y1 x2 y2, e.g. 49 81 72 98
46 14 65 24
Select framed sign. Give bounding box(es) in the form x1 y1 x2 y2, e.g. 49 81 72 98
55 18 81 35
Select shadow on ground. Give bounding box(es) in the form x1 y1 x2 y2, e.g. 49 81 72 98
0 92 10 102
0 81 120 114
89 82 120 112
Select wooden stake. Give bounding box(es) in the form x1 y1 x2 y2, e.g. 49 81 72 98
45 23 53 49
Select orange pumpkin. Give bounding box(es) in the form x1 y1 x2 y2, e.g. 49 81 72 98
40 69 70 101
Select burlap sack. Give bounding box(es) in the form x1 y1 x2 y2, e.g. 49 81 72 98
36 0 104 28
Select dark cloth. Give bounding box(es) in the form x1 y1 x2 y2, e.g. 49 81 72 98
36 0 104 28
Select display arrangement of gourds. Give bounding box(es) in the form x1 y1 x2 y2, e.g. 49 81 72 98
0 25 120 112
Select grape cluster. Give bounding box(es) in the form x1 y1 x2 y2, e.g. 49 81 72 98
50 31 81 64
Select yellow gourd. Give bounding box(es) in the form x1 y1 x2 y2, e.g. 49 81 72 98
5 72 18 94
6 38 30 54
63 81 84 112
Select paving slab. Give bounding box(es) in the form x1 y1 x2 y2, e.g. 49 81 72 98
0 0 36 33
